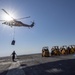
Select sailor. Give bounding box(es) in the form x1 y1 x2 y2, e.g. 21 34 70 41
11 51 17 62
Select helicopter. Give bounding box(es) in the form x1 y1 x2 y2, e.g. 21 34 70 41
0 9 34 28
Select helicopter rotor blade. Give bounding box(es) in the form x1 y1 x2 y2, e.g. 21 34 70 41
2 9 30 21
16 16 30 20
2 9 15 20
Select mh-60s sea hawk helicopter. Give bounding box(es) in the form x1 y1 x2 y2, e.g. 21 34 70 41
0 9 34 28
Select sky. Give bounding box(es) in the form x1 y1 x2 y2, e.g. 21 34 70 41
0 0 75 57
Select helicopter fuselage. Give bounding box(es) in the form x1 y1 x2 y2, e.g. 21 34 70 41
2 20 26 27
1 9 34 28
2 20 34 28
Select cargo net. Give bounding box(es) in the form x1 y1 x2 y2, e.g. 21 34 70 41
11 40 15 45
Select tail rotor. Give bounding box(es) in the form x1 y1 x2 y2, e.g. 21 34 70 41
31 21 35 28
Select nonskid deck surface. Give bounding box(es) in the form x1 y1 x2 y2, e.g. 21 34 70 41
0 54 75 75
6 61 25 75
